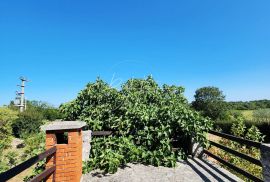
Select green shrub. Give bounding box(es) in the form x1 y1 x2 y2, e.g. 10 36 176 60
214 120 270 143
0 107 18 151
26 100 63 121
22 132 45 160
227 100 270 110
0 151 19 173
12 108 44 138
61 76 212 173
253 109 270 123
83 136 143 174
211 119 264 181
23 132 46 182
0 159 8 173
42 108 63 121
0 107 18 173
5 151 19 168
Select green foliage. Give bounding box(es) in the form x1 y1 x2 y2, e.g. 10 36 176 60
0 151 19 173
12 108 44 138
84 136 143 174
5 151 19 167
246 125 265 142
231 118 246 138
212 120 264 181
227 100 270 110
9 100 63 121
253 109 270 123
0 107 18 151
192 86 227 120
227 109 270 123
22 132 45 160
60 78 122 127
214 118 270 143
0 102 59 175
26 100 63 121
61 76 212 173
23 132 46 182
23 161 46 182
10 100 62 138
239 110 254 121
0 158 9 173
0 107 18 173
0 132 46 178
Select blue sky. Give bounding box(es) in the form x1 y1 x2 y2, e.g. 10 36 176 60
0 1 270 106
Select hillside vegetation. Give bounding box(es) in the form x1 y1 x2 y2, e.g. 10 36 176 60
1 79 268 181
227 100 270 110
0 101 62 181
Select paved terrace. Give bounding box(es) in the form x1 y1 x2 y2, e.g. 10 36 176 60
82 158 242 182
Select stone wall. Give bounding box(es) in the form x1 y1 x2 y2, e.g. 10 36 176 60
82 130 91 162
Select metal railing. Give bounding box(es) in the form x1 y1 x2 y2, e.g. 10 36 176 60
0 146 56 182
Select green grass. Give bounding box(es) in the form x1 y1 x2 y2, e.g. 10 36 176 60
240 110 254 121
235 109 270 123
2 138 35 182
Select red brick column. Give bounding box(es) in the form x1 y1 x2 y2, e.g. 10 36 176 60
45 132 57 182
45 127 84 182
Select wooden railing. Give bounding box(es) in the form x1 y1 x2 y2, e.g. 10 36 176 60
92 131 113 137
0 146 56 182
92 130 265 181
204 130 263 182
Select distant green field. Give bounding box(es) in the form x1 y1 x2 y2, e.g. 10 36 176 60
236 109 270 122
217 109 270 142
240 110 254 121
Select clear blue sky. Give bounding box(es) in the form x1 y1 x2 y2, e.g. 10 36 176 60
1 1 270 106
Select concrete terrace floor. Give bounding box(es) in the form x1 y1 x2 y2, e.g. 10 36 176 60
82 158 243 182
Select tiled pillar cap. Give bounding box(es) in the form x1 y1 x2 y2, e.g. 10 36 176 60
41 121 86 131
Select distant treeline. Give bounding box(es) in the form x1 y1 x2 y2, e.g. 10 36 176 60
227 100 270 110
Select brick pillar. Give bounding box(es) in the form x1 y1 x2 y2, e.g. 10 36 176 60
45 133 57 182
42 121 86 182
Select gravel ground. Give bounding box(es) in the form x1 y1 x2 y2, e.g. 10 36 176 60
82 158 243 182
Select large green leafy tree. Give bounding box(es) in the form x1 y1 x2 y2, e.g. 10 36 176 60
60 77 212 173
192 87 227 120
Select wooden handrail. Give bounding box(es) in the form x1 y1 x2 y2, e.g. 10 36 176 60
209 140 262 166
0 146 56 181
29 165 56 182
203 149 263 182
208 130 261 148
206 130 264 181
92 131 113 136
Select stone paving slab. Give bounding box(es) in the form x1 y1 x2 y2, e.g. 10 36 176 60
82 158 243 182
